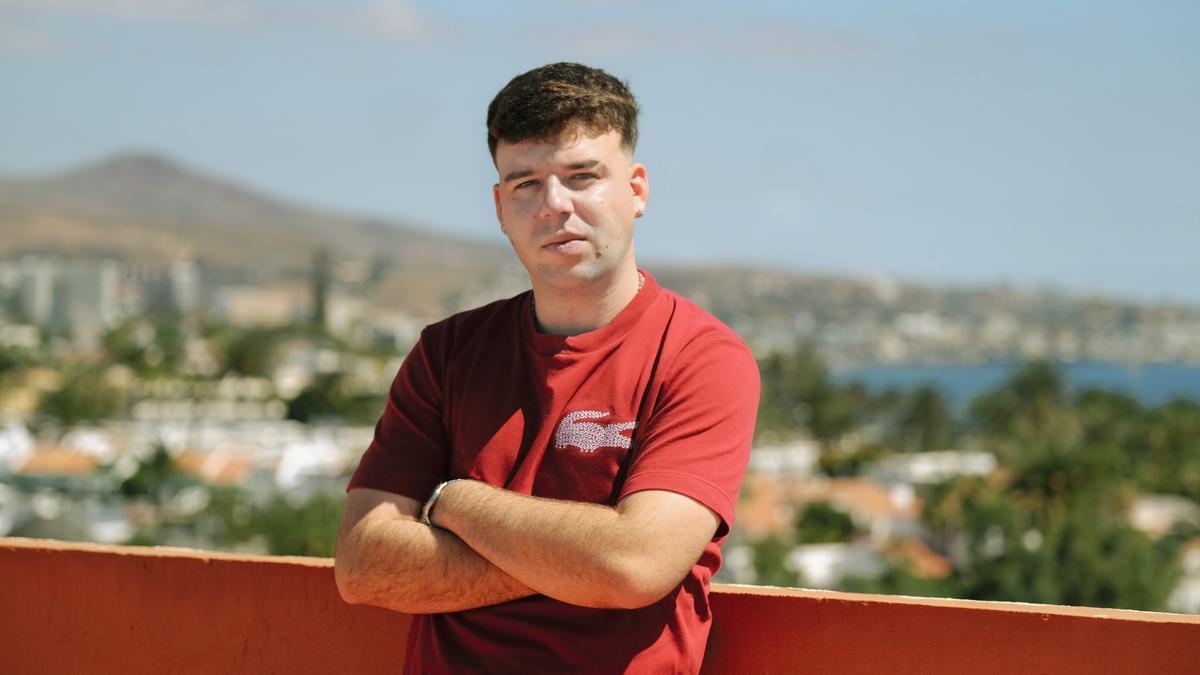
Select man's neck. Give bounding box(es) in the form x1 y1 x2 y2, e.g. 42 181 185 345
531 266 643 337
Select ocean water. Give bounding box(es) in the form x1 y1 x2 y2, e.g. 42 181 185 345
832 361 1200 410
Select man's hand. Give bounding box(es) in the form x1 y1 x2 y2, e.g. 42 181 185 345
334 487 536 614
431 481 720 609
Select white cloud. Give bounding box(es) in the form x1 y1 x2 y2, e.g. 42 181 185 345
0 0 447 43
0 0 256 26
0 25 58 54
344 0 442 42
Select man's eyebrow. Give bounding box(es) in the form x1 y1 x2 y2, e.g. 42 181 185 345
502 168 536 183
566 160 602 171
502 160 605 183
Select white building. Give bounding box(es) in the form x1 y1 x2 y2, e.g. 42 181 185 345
169 259 201 315
786 542 887 588
749 439 820 477
0 419 34 473
867 450 997 486
18 256 57 326
52 259 122 350
1129 495 1200 539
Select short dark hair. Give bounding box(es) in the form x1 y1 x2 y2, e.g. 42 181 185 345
486 62 640 161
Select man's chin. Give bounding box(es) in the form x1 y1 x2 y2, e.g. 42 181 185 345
531 262 609 288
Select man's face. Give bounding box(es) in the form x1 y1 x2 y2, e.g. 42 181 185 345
493 129 648 290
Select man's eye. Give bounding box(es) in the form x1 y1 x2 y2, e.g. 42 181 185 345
515 179 538 190
570 173 597 182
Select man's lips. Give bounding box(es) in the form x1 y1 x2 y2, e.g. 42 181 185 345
542 234 588 250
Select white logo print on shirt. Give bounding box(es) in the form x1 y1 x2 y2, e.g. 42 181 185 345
554 410 637 453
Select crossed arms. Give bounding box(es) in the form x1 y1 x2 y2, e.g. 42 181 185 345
334 482 720 613
335 327 758 614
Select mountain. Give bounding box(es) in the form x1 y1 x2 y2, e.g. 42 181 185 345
4 152 1198 364
0 152 514 315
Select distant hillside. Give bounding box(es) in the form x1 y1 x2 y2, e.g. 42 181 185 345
0 153 514 315
4 152 1199 364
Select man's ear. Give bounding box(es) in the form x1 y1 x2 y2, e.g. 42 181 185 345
630 163 649 218
493 184 506 233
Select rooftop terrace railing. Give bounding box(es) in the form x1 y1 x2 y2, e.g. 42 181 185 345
2 537 1197 674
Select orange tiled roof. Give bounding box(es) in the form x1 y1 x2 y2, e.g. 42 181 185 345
735 474 796 538
211 456 252 485
176 449 253 486
175 450 207 475
804 478 923 520
889 538 952 579
17 448 97 476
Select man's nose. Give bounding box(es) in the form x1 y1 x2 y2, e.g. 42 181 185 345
539 176 573 218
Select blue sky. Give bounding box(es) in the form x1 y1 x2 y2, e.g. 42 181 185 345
2 1 1198 302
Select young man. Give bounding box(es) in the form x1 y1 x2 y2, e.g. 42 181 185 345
335 63 760 674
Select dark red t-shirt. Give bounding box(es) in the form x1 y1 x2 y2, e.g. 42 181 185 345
348 271 760 674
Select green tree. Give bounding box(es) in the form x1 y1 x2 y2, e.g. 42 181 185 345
818 441 889 478
1040 498 1181 610
220 327 282 377
1074 388 1142 448
1133 398 1200 499
253 493 344 557
205 489 344 557
0 345 30 374
286 372 385 425
757 344 867 442
311 247 332 333
841 564 952 598
103 317 185 376
968 361 1082 462
891 385 955 452
750 534 800 587
119 443 179 503
118 442 193 545
923 473 1181 611
0 345 32 397
39 367 124 425
795 501 856 544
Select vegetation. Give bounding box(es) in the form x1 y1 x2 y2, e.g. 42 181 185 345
751 534 800 587
205 489 344 557
795 502 856 544
103 317 186 377
11 305 1200 614
756 344 869 442
217 325 284 377
115 447 344 557
286 372 386 425
38 366 124 425
751 346 1200 612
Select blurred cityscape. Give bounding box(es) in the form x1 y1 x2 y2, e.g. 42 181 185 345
2 154 1199 616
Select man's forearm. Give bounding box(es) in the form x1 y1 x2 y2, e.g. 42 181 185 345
431 481 701 609
336 497 535 614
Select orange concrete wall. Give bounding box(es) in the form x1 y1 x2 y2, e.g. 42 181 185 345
702 586 1200 675
0 538 412 673
2 537 1198 674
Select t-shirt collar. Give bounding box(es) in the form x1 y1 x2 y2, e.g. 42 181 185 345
522 269 660 356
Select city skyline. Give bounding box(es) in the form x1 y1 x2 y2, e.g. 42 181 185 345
2 1 1198 302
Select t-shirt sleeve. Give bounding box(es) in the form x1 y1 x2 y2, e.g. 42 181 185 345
346 327 450 502
619 333 760 537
